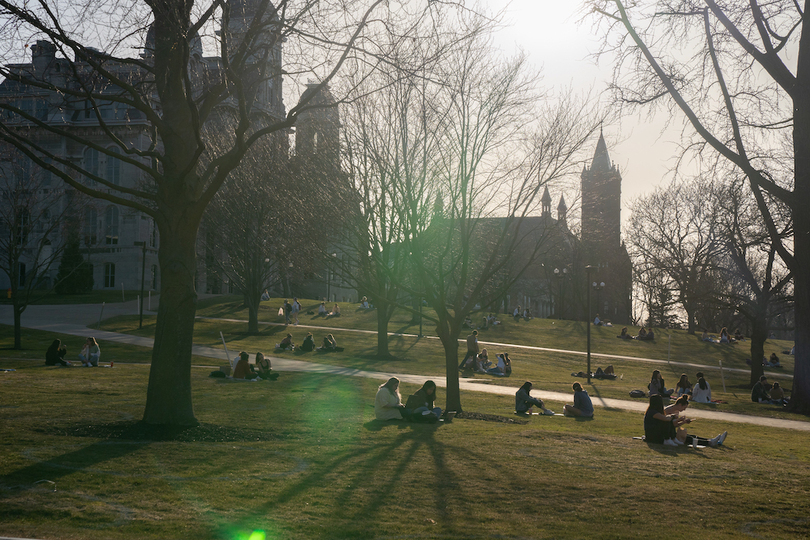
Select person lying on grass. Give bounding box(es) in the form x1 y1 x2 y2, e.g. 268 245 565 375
404 380 442 422
666 395 727 447
375 377 406 420
515 381 553 415
255 352 279 380
563 382 593 418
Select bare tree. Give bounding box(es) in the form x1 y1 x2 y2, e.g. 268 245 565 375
0 148 74 348
382 16 599 412
589 0 808 410
0 0 440 425
715 177 792 384
627 179 722 334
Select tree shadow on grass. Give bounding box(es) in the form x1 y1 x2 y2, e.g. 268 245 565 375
0 438 147 491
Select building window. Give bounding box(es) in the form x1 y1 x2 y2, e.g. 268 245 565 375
105 147 121 186
104 263 115 288
36 99 48 120
15 209 30 247
149 219 157 248
84 208 97 245
83 147 99 183
151 264 158 290
104 206 119 245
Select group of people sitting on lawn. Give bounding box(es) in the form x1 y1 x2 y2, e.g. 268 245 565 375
649 370 715 404
644 394 728 447
374 378 444 422
513 306 533 320
617 326 655 340
274 332 341 352
45 337 102 367
230 351 280 381
751 375 789 406
457 330 512 376
702 326 744 344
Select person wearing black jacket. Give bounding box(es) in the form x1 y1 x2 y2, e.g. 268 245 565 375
404 380 442 422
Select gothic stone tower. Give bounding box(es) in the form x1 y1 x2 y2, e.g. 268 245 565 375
580 131 633 323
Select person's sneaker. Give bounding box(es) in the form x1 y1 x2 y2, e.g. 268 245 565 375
718 431 728 445
674 438 685 445
663 439 678 447
542 409 555 416
708 435 720 447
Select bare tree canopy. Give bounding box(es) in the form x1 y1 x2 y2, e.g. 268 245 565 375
0 0 454 425
589 0 809 412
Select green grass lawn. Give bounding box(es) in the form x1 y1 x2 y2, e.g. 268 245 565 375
1 354 810 540
2 298 808 539
98 296 799 420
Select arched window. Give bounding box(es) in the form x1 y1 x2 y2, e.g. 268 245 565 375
84 208 98 245
83 147 99 184
106 146 121 186
104 206 119 245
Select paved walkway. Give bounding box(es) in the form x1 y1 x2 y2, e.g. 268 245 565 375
2 300 807 432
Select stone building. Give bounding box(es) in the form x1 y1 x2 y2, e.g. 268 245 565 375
0 0 287 294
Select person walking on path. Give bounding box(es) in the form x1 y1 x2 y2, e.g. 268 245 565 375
459 330 479 371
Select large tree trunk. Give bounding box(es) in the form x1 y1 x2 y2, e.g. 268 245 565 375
748 311 767 387
247 295 260 334
142 220 199 426
792 30 810 415
436 319 462 413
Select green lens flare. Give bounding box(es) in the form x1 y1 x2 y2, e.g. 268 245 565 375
247 531 266 540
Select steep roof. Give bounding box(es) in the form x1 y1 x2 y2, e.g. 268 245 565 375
591 129 611 170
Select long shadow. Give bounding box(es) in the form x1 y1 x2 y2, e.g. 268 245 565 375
0 439 147 490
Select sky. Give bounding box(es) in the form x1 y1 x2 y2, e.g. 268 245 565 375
485 0 683 225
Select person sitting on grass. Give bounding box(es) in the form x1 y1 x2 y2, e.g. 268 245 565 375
666 395 727 447
277 333 294 350
487 353 512 377
300 332 316 352
476 348 491 372
515 381 552 415
375 377 406 420
644 394 686 446
404 380 442 422
734 328 745 341
769 382 788 405
675 374 692 397
255 352 279 380
648 369 673 398
79 337 101 367
232 351 258 380
765 352 782 367
318 302 327 316
45 339 71 367
563 382 594 418
328 303 341 317
320 334 338 351
618 327 632 340
691 376 712 403
751 375 772 403
719 326 732 343
701 329 713 342
593 314 602 326
636 327 648 340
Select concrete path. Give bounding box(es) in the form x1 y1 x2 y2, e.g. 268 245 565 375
2 301 807 432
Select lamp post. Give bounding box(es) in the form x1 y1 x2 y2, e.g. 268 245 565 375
585 265 594 383
587 277 605 384
554 267 567 319
134 241 146 329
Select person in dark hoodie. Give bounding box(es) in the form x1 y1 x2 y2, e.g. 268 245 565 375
404 380 442 422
